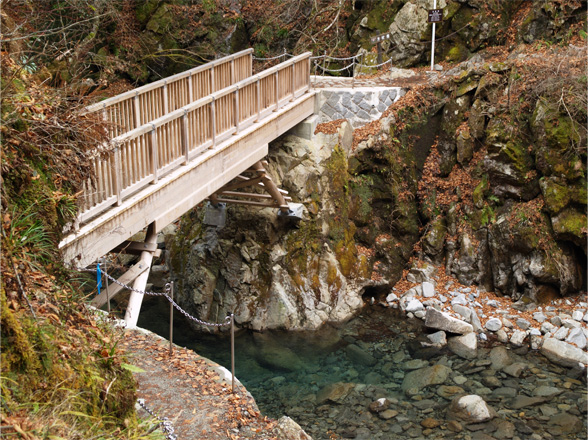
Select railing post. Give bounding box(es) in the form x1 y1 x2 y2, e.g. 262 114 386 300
103 259 110 314
149 124 159 184
274 71 279 112
188 73 194 103
113 146 122 206
230 313 235 394
210 97 216 148
210 65 215 93
290 62 295 101
230 58 235 84
255 78 261 122
234 87 240 134
181 110 189 164
169 281 174 355
133 92 141 129
163 81 169 114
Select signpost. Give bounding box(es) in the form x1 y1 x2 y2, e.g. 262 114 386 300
428 1 443 71
370 30 392 65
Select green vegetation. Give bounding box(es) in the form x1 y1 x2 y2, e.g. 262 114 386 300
1 5 163 438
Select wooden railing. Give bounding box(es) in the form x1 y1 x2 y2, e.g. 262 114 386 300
78 53 311 225
86 49 253 137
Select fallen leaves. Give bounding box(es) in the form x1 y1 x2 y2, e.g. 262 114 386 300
122 331 279 439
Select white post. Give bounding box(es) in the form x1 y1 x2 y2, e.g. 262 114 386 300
430 0 437 71
124 223 157 328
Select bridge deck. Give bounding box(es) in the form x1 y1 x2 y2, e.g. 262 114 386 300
60 53 314 267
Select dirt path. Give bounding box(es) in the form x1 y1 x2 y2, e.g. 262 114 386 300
122 329 278 440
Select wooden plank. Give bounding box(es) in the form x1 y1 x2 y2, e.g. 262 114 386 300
90 261 150 308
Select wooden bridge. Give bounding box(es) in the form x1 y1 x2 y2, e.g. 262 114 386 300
58 49 315 324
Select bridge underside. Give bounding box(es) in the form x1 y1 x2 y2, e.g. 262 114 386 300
60 92 315 268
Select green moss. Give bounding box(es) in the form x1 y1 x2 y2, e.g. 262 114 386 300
446 43 469 62
146 4 173 34
136 0 161 24
552 208 587 243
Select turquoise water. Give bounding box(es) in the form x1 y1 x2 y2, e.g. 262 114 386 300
137 296 588 440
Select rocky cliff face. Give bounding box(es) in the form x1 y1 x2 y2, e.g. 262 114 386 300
160 1 586 331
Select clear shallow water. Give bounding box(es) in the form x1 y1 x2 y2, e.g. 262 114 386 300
138 297 588 440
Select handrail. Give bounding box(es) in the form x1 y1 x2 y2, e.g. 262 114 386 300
86 48 253 111
111 53 309 142
76 52 311 225
86 49 253 137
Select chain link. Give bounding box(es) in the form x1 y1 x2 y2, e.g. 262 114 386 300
313 60 356 73
252 53 293 61
83 268 231 328
137 399 177 440
356 59 394 69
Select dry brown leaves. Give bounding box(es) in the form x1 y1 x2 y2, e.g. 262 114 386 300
123 332 279 440
314 118 347 135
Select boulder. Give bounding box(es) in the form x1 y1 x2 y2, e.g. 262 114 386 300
540 338 588 368
425 308 474 334
316 382 355 404
448 332 478 360
489 346 513 370
485 318 502 332
346 344 377 366
273 416 312 440
402 364 452 394
447 395 496 423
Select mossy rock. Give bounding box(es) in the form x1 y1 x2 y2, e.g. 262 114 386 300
445 43 469 63
441 95 470 135
456 127 474 165
456 77 479 96
423 216 446 259
136 0 161 24
540 176 571 214
146 4 173 34
472 174 490 209
551 208 587 251
474 72 503 100
531 98 582 150
468 98 486 139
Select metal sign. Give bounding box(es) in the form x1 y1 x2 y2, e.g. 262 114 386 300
428 9 443 23
370 32 392 44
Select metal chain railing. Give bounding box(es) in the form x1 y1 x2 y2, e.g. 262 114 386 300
137 399 177 440
83 265 237 393
83 268 230 328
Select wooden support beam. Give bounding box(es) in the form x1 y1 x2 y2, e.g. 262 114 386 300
217 190 292 201
111 240 160 255
216 176 264 192
90 261 150 308
125 223 158 328
215 198 280 208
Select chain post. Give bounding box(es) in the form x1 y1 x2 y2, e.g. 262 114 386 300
103 259 110 314
169 282 174 355
230 313 235 394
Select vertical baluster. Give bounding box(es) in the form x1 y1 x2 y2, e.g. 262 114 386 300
188 73 194 103
274 71 279 111
211 98 216 148
113 147 122 206
211 66 215 93
149 124 159 184
231 58 235 85
255 78 261 122
180 113 187 164
234 87 240 134
163 81 169 115
290 62 295 101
